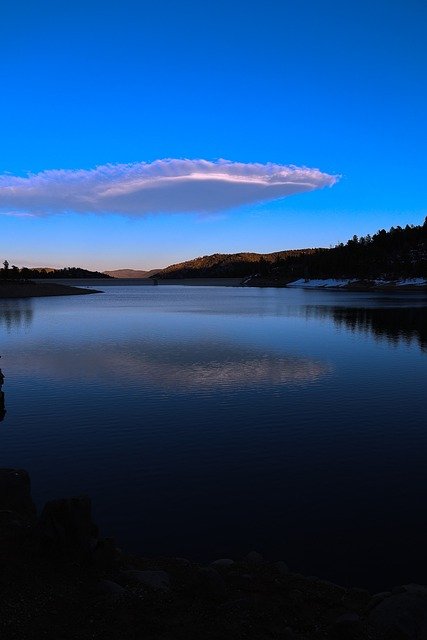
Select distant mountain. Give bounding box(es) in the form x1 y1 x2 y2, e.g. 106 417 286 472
154 250 315 279
153 218 427 282
103 269 160 279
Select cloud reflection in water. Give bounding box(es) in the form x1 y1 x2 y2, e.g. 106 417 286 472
12 341 332 391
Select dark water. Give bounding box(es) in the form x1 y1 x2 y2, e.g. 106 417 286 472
1 285 426 590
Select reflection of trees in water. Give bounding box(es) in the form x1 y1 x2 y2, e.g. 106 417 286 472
0 366 5 422
309 305 427 352
0 301 33 331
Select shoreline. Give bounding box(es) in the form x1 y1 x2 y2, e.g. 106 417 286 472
33 277 243 287
30 276 427 292
284 277 427 292
0 281 102 299
244 277 427 291
1 468 426 639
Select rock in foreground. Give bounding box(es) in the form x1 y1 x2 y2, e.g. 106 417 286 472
0 468 425 639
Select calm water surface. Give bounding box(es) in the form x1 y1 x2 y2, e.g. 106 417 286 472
1 285 426 590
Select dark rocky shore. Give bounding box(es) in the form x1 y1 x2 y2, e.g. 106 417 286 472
0 281 101 299
1 469 426 639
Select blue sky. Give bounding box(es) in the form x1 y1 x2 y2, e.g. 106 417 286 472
1 0 426 270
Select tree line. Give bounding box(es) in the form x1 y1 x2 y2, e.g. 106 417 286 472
270 217 427 281
0 263 110 280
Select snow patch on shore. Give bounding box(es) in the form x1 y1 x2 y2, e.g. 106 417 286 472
287 279 353 288
287 278 427 289
394 278 426 286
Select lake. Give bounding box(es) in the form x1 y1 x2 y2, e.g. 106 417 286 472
0 284 426 590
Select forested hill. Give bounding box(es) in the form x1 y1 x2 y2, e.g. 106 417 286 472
154 219 427 281
0 266 111 280
154 249 316 279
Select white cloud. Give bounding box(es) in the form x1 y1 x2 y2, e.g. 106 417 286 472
0 159 339 217
0 211 34 217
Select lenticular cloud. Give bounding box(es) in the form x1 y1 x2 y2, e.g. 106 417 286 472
0 159 338 217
